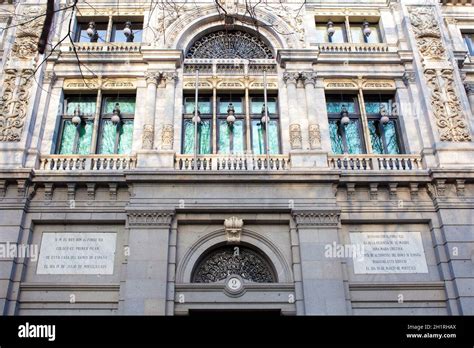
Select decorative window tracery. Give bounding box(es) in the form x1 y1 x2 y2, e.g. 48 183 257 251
186 30 274 59
192 245 275 283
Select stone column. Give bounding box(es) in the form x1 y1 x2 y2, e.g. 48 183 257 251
123 210 175 315
142 71 159 150
301 72 320 150
283 72 302 150
160 72 177 151
292 210 347 314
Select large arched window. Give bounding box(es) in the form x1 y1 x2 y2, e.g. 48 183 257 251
182 29 280 156
192 245 276 283
186 30 274 59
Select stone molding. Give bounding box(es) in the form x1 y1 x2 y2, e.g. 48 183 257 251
127 211 175 227
292 210 340 227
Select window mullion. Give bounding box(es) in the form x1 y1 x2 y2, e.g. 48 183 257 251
106 16 113 42
212 88 217 154
345 16 352 43
245 88 251 154
91 90 102 154
358 89 372 154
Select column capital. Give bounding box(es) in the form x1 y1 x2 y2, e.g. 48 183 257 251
127 210 175 228
283 71 300 86
160 71 178 87
292 210 340 228
300 71 317 87
402 70 416 87
145 71 160 85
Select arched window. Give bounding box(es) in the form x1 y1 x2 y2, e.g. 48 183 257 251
192 245 276 283
186 30 274 59
182 29 280 156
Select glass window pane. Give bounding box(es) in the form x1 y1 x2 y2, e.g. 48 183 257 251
76 23 107 42
99 120 116 154
77 121 93 155
251 97 277 114
251 120 279 154
184 97 211 114
384 121 400 154
218 97 243 114
368 120 384 154
118 120 134 154
65 96 96 115
350 27 365 44
233 120 244 154
316 23 345 43
329 121 344 154
268 120 279 154
350 25 381 43
251 120 265 155
326 101 356 114
112 23 143 43
182 119 211 154
344 120 363 154
59 121 76 154
104 96 136 114
218 120 230 154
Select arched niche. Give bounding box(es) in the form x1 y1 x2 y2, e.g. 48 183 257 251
176 228 293 284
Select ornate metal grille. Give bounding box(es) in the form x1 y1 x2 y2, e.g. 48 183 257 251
186 30 274 59
192 246 275 283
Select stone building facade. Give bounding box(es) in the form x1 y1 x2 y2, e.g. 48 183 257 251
0 0 473 315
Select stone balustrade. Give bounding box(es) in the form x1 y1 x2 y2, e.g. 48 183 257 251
39 155 137 172
328 154 423 171
175 154 291 171
64 42 142 53
318 43 390 53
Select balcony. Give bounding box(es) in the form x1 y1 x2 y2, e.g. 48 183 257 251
175 154 290 171
39 155 137 172
328 154 423 171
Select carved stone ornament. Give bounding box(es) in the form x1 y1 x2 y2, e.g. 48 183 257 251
0 69 34 141
308 124 321 149
192 245 275 283
408 6 471 142
161 124 174 150
127 211 174 227
283 72 300 86
10 6 45 60
408 6 446 61
224 216 243 243
292 210 340 227
424 69 471 142
289 124 303 149
142 124 154 150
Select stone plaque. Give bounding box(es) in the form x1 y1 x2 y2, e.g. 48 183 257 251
350 232 428 274
37 233 117 275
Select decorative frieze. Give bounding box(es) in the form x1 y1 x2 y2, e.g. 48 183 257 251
63 78 137 90
324 78 396 90
127 211 175 227
292 210 340 227
408 6 471 142
289 124 303 150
